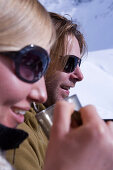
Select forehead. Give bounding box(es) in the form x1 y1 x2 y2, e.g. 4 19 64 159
65 35 80 58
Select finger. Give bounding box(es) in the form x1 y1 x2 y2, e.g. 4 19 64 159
80 105 105 125
50 101 75 139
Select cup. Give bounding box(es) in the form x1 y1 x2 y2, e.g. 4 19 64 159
35 95 82 139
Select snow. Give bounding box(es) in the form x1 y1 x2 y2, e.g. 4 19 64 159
39 0 113 119
70 49 113 119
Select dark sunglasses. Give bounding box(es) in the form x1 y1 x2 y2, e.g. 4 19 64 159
63 55 81 73
0 44 50 83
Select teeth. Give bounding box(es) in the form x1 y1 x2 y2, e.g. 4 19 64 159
62 86 69 90
14 109 26 115
19 110 26 115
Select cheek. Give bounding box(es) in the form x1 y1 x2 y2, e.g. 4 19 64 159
48 73 67 88
0 79 31 104
46 76 60 90
0 67 31 105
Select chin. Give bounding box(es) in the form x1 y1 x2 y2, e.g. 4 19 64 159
3 120 17 129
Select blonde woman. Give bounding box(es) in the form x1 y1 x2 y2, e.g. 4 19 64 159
6 12 86 170
0 0 55 169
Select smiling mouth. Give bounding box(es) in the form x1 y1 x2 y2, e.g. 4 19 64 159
60 85 70 91
11 108 27 115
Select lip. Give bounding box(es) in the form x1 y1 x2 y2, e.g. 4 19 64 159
64 89 70 96
60 85 70 97
10 107 30 126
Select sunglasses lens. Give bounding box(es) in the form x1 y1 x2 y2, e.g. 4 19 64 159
20 65 34 81
0 45 49 83
64 56 78 73
19 49 49 82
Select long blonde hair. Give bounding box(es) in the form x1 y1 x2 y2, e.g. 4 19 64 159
0 0 55 52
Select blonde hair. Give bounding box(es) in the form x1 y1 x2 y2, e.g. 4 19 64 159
45 12 87 79
0 0 55 52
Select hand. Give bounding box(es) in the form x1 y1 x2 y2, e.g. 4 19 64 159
43 101 113 170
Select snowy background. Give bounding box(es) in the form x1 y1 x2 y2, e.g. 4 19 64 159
39 0 113 119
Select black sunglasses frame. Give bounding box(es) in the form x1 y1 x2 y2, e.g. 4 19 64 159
0 45 50 83
63 55 81 73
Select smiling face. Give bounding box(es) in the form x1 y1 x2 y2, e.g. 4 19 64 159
45 35 83 107
0 52 48 128
0 0 56 128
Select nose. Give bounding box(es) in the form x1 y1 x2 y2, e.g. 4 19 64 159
70 65 84 82
28 77 47 103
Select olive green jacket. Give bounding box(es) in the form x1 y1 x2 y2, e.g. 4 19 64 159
6 104 48 170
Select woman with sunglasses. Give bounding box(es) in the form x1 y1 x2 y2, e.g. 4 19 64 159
6 12 113 170
6 11 86 170
0 0 55 169
0 0 55 127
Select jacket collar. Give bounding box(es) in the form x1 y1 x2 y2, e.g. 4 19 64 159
0 124 28 151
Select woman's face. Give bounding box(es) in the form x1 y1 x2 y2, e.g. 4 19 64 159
0 49 48 128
